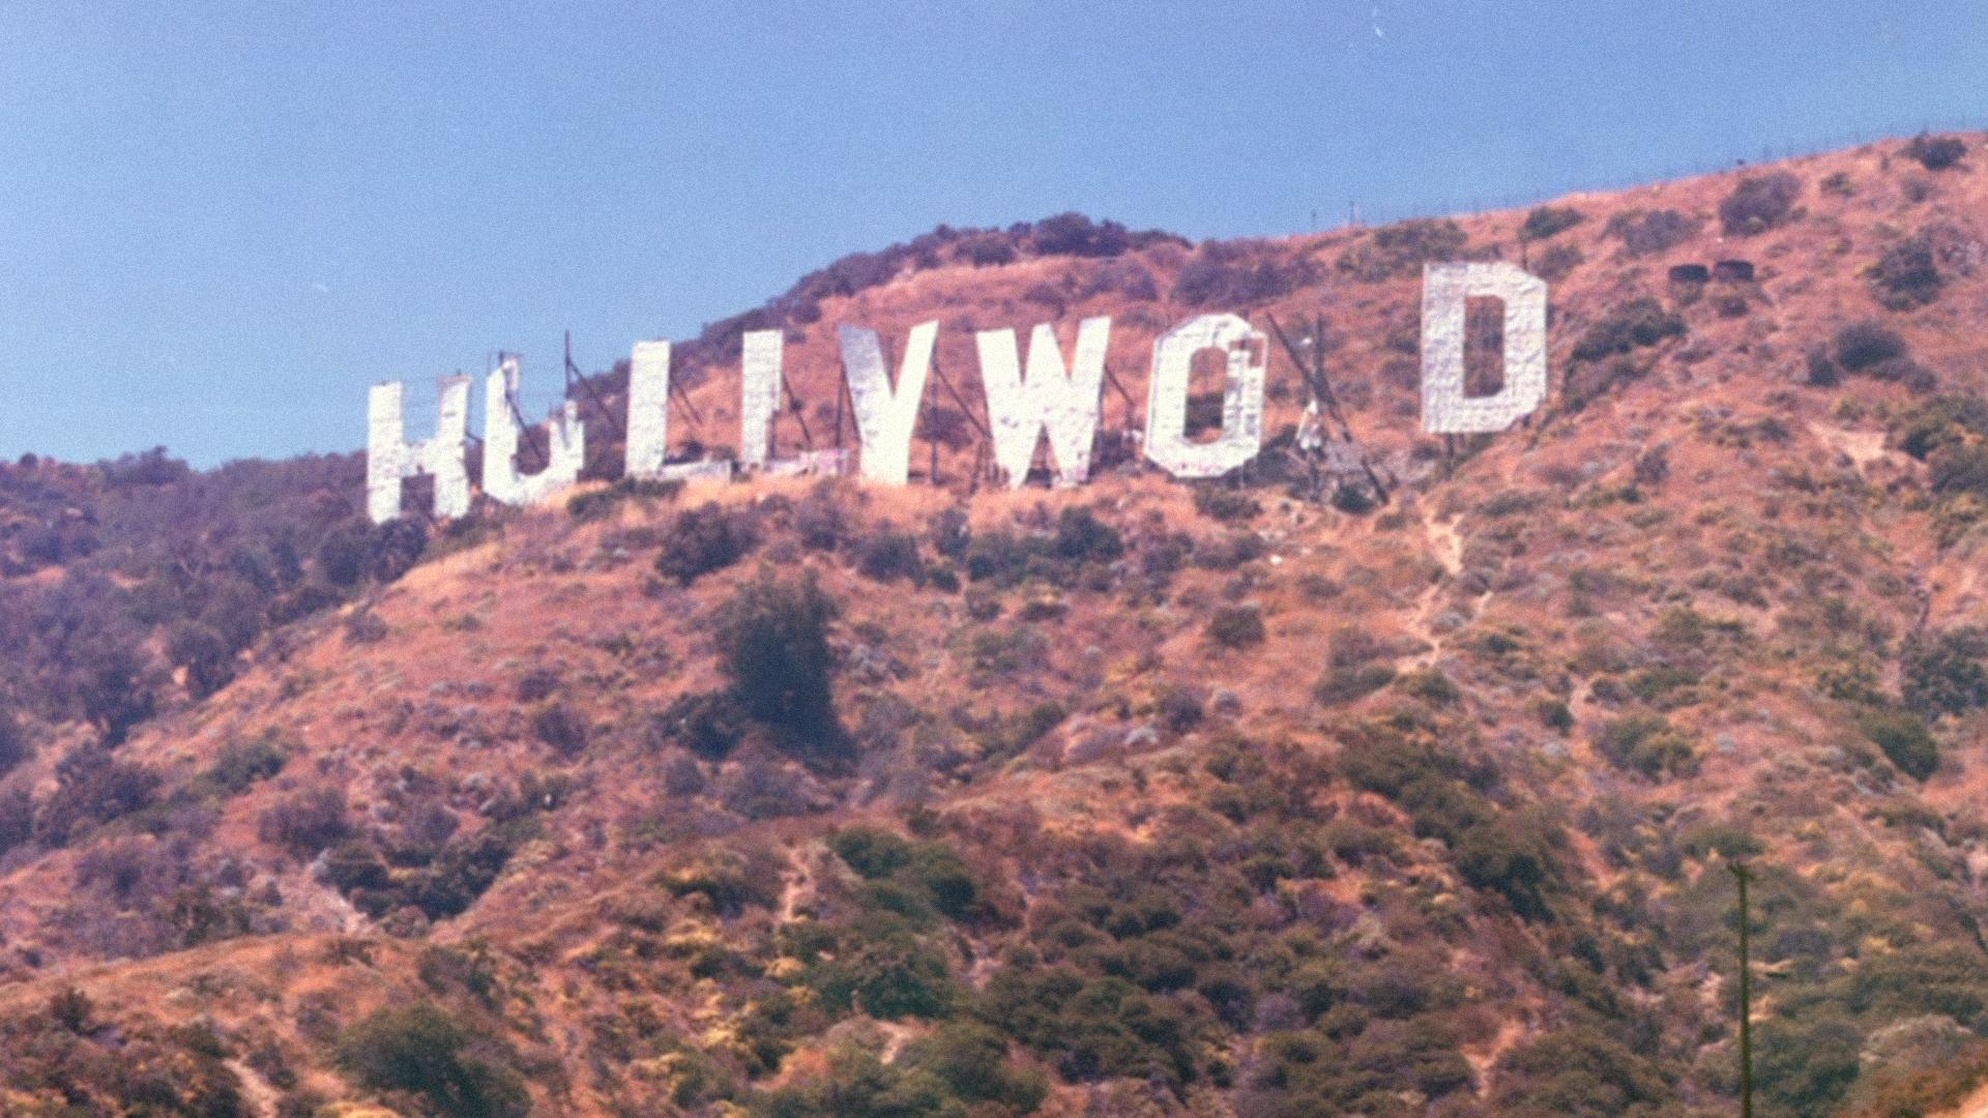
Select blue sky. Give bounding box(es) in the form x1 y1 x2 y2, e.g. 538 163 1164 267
0 1 1982 466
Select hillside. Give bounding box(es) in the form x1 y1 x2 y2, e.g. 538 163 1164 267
2 132 1988 1118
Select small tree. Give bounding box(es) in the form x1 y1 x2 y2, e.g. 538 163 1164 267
1719 172 1801 236
714 569 845 756
335 1002 529 1118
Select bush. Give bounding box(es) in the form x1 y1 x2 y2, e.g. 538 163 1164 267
1870 234 1943 309
1719 171 1801 236
1533 243 1585 282
1395 668 1461 705
792 481 853 551
810 925 959 1019
335 1002 530 1118
979 967 1197 1089
1905 133 1967 171
714 569 844 755
1833 321 1909 371
1491 1026 1674 1117
1031 212 1132 258
166 620 236 699
830 827 916 880
1192 485 1260 523
902 1021 1049 1112
1336 219 1469 282
0 708 27 776
1903 628 1988 717
964 506 1124 590
1207 605 1266 649
258 787 353 858
1859 708 1939 780
34 749 160 847
1521 205 1584 242
1604 209 1699 255
854 521 926 585
0 788 34 855
1570 298 1686 363
1890 394 1988 460
1592 714 1696 779
567 476 682 521
531 702 589 757
203 736 288 796
654 690 750 759
655 501 760 584
1805 348 1841 387
1931 444 1988 499
1173 241 1314 306
1314 629 1398 706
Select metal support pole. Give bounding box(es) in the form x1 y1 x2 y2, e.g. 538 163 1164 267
1738 867 1755 1118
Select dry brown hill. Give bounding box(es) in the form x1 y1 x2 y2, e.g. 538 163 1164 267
3 132 1988 1118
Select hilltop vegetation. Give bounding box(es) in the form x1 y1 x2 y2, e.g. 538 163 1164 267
3 133 1988 1117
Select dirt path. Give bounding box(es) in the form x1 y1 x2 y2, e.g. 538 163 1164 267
1808 420 1889 469
1401 507 1480 671
227 1060 281 1118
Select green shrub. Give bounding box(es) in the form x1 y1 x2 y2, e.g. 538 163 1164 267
714 568 844 755
1207 605 1267 649
1858 708 1939 780
1521 205 1584 242
1570 298 1686 363
1592 714 1697 779
1869 233 1943 310
1173 241 1315 306
1930 443 1988 498
830 827 915 880
1834 321 1909 371
1315 664 1396 705
654 501 760 584
202 736 288 796
902 1021 1049 1112
1603 209 1699 255
567 476 682 521
1336 219 1469 282
1902 627 1988 717
530 701 588 757
810 921 959 1019
1394 668 1460 705
653 690 749 759
1491 1025 1674 1117
1890 394 1988 460
750 1033 1045 1118
978 966 1198 1089
34 749 161 847
854 521 926 585
334 1002 530 1118
1535 698 1575 732
1905 133 1967 171
1719 172 1801 236
1192 486 1261 523
964 506 1123 590
257 787 353 858
830 828 985 922
1680 822 1763 861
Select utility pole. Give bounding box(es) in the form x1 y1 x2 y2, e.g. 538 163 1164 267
1731 862 1754 1118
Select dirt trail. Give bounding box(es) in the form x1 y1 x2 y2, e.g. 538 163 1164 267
1808 420 1889 469
1463 1019 1526 1096
1401 508 1479 671
227 1060 281 1118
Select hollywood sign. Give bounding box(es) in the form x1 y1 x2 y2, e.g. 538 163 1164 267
365 262 1547 524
